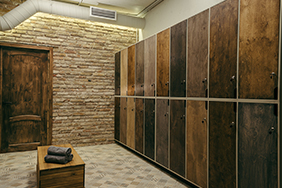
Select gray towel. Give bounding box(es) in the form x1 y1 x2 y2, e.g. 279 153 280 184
44 154 73 164
47 146 72 156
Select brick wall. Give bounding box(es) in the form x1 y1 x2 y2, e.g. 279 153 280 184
0 11 137 146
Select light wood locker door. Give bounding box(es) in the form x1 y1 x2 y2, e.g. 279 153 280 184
114 97 120 141
156 99 169 167
238 103 277 188
157 28 170 97
145 99 155 160
120 49 128 96
120 98 127 144
127 98 135 149
209 0 238 98
187 101 207 187
239 0 280 99
187 9 209 98
144 36 155 96
135 98 144 153
128 45 135 96
136 41 144 96
209 102 236 188
170 20 187 97
170 100 186 177
115 52 120 95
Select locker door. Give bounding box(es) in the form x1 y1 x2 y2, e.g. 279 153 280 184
114 97 120 141
170 100 186 177
145 99 155 160
120 49 128 96
115 52 120 95
135 98 144 153
187 9 209 98
238 103 277 187
209 0 238 98
187 101 207 187
120 98 127 144
144 36 155 96
156 99 169 167
128 45 135 96
209 102 236 188
127 98 135 149
135 41 144 96
170 20 187 97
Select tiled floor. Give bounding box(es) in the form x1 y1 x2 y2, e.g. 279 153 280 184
0 143 189 188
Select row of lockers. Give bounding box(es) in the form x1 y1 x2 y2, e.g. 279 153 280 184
115 0 279 99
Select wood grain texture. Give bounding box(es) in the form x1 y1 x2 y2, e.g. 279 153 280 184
114 97 120 141
135 98 144 153
186 100 207 187
127 98 135 149
156 99 169 167
209 0 238 98
128 45 135 96
120 49 128 96
239 0 280 99
135 41 144 96
187 9 209 97
144 35 156 96
170 100 186 177
145 99 155 160
157 29 170 96
238 103 277 187
48 47 53 145
0 48 2 151
209 102 236 188
120 98 127 144
115 52 120 95
170 20 187 97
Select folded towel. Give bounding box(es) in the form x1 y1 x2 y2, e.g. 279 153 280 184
47 146 72 156
44 154 73 164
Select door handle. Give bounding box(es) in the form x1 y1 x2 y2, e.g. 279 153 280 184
3 102 12 105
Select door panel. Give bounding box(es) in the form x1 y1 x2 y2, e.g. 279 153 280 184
120 98 127 144
115 52 120 95
120 49 128 96
127 98 135 149
187 101 207 187
135 98 144 153
239 0 279 99
114 97 120 141
144 36 155 96
135 41 144 96
209 0 238 98
238 103 277 187
209 102 236 188
156 99 169 167
170 20 187 97
145 99 155 160
187 9 209 97
157 29 170 97
128 45 135 96
170 100 185 177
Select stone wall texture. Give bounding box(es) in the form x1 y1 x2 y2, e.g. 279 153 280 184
0 10 137 146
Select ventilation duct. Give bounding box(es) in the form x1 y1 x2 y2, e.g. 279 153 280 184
90 6 117 21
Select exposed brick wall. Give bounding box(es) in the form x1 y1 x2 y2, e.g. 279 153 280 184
0 12 137 146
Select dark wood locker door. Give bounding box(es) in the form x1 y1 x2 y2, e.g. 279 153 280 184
209 102 236 188
238 103 277 188
157 28 170 97
120 49 128 96
144 36 155 96
135 98 144 153
120 98 127 144
209 0 238 98
115 52 120 95
114 97 120 141
170 20 187 97
239 0 280 99
135 41 144 96
187 9 209 98
128 45 135 96
156 99 169 167
186 101 207 188
145 99 155 160
170 100 186 177
127 98 135 149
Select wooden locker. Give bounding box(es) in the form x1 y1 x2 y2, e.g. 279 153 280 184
127 98 135 149
135 98 144 154
120 49 128 96
114 97 120 141
120 98 127 144
145 99 155 160
144 36 156 96
135 41 144 96
238 103 277 187
128 45 135 96
170 20 187 97
115 52 120 95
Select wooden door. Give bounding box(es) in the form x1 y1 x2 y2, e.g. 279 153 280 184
239 0 280 99
1 44 52 152
209 0 238 98
145 99 155 160
115 52 120 95
120 97 127 144
187 9 209 98
114 97 120 141
144 36 155 96
128 45 135 96
156 99 169 167
135 41 144 96
157 29 170 97
120 49 128 96
209 102 236 188
186 100 207 187
170 20 187 97
238 103 277 187
127 98 135 149
135 98 144 153
170 100 186 177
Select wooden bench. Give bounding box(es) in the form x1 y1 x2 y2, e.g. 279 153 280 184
37 144 85 188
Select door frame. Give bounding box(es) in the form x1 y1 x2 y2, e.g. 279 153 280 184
0 42 53 152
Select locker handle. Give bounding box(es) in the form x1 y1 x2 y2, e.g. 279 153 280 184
132 85 134 88
164 112 168 117
181 80 186 84
165 81 169 86
202 78 207 83
230 122 235 128
270 72 276 79
124 107 127 110
151 83 155 87
230 75 235 81
180 115 185 119
131 109 134 111
141 84 144 87
269 127 275 134
202 118 206 123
